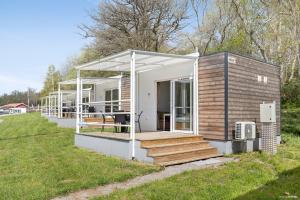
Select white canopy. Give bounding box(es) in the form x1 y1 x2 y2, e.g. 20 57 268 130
49 89 91 98
59 76 121 85
75 49 198 72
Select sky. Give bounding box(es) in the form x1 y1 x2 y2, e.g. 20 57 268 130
0 0 207 95
0 0 99 95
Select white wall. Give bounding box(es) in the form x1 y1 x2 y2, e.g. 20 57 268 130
137 60 194 131
95 80 119 112
9 107 27 114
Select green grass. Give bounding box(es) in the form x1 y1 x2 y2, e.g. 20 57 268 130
96 109 300 200
0 113 159 200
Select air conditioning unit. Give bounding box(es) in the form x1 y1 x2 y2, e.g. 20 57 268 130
235 122 256 140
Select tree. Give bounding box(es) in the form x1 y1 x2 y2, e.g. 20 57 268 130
80 0 188 55
183 0 300 84
180 0 244 55
0 88 40 106
40 65 62 97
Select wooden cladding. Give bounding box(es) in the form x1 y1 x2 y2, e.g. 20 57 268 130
198 52 280 141
121 76 130 111
227 53 280 140
198 53 225 140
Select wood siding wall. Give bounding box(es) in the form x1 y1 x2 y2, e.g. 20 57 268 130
227 53 281 140
198 53 226 140
121 76 130 111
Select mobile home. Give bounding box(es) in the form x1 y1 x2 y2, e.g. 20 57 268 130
71 50 280 165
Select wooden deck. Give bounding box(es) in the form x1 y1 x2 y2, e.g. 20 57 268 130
78 131 221 166
79 131 193 141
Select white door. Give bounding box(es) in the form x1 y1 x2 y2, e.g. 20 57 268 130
171 78 193 133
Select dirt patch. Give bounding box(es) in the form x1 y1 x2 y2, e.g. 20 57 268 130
52 157 237 200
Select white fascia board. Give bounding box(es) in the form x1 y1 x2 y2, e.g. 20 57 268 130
74 49 199 72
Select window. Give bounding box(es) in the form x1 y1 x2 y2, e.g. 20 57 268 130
263 76 268 84
105 89 119 112
82 97 89 103
257 75 262 82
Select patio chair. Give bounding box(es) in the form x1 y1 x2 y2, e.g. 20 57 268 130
114 113 128 133
88 106 96 118
124 111 143 133
136 111 143 133
101 113 106 132
101 113 115 132
88 106 96 113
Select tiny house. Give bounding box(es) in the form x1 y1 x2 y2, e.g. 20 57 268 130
116 52 281 154
198 52 280 153
61 50 280 165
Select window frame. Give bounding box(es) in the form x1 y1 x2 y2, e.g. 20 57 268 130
105 88 119 113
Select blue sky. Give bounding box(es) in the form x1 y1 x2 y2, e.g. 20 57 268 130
0 0 206 95
0 0 98 95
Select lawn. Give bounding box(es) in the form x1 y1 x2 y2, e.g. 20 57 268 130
97 109 300 200
0 113 159 200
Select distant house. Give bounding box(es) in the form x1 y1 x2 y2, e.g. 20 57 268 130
0 103 27 114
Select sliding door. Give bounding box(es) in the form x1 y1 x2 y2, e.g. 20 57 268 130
171 78 193 132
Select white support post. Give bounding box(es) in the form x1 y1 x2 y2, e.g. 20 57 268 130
130 51 136 159
48 96 51 117
58 84 61 118
80 79 83 122
118 75 122 110
193 56 199 135
55 94 58 117
88 89 91 117
45 97 48 115
40 98 43 114
76 70 81 134
60 92 63 118
93 84 96 102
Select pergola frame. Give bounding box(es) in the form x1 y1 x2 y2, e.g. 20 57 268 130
40 89 91 118
75 49 199 159
59 76 122 119
40 96 49 116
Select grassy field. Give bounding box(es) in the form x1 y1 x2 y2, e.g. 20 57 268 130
0 113 159 200
97 109 300 200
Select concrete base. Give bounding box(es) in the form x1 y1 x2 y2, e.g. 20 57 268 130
47 116 58 123
75 134 153 163
55 118 76 128
44 115 76 128
209 136 281 155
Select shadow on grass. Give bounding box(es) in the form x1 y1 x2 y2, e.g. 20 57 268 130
235 166 300 200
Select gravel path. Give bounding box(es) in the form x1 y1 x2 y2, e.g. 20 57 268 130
53 157 236 200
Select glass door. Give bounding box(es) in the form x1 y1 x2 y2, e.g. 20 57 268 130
171 78 193 132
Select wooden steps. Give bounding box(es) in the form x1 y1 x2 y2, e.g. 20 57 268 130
140 135 221 166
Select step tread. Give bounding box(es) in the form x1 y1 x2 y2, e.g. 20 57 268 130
142 140 208 149
157 154 222 166
139 135 203 141
149 146 217 157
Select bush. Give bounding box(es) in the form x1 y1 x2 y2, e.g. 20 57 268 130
281 79 300 108
281 108 300 136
